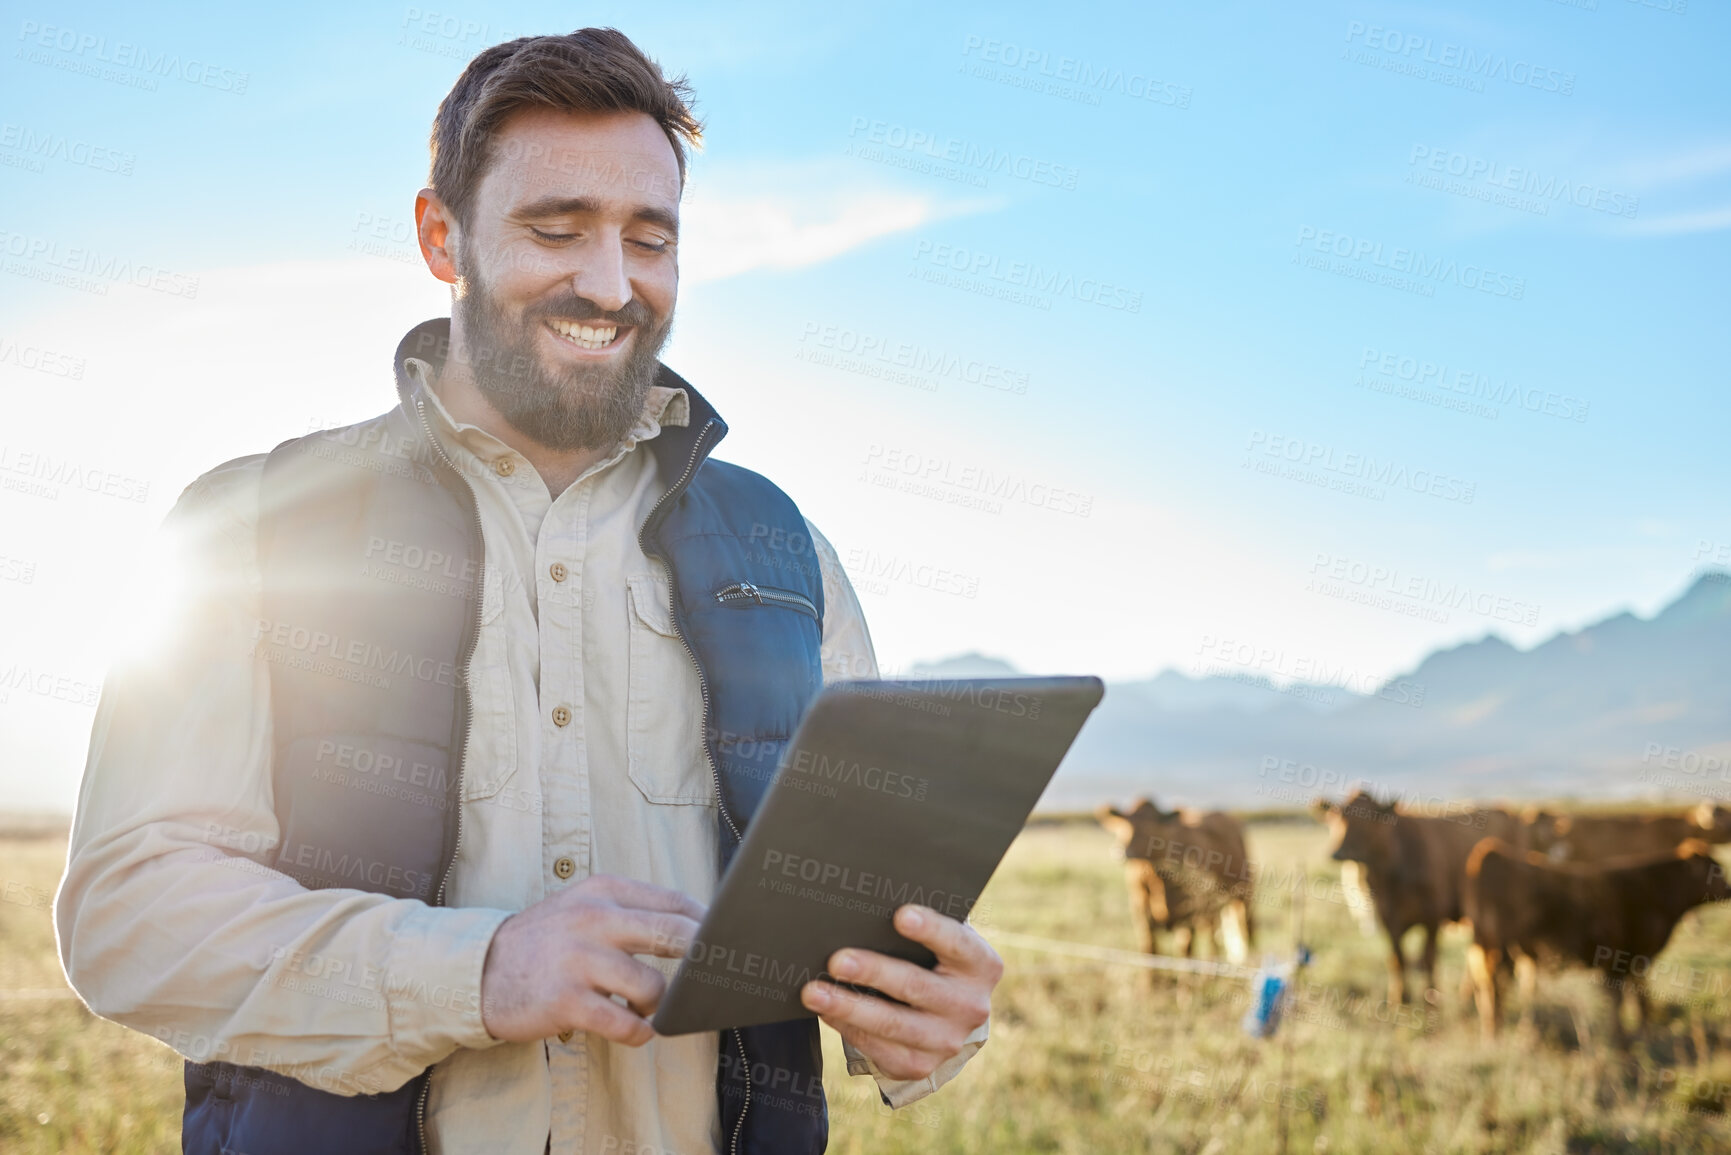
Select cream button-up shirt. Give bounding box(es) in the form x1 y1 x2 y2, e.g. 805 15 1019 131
57 348 983 1154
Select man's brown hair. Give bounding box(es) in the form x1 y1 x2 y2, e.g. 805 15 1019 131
430 28 701 227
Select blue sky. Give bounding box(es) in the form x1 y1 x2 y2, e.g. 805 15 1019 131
2 1 1727 809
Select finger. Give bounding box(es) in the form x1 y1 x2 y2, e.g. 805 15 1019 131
580 949 668 1017
894 906 1002 980
589 874 707 921
564 990 655 1047
828 948 947 1011
800 981 955 1054
830 1024 936 1083
596 908 703 958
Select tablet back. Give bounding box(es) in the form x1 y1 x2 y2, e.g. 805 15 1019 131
652 676 1104 1035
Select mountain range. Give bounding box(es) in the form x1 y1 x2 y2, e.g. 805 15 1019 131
907 572 1731 813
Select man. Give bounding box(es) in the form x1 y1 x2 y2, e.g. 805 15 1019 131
57 28 998 1155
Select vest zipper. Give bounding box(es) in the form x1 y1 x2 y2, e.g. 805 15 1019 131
714 582 819 619
635 417 753 1155
410 393 486 1155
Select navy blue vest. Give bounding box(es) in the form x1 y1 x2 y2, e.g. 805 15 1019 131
182 319 828 1154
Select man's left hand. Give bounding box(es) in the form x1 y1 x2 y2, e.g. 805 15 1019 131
799 904 1002 1081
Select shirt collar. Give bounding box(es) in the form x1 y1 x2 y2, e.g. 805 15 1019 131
400 354 690 470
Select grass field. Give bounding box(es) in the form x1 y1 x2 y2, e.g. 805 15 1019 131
7 820 1731 1153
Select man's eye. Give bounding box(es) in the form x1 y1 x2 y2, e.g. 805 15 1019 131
529 227 576 242
631 239 671 254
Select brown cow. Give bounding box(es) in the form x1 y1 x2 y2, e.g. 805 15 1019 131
1521 803 1731 863
1096 799 1255 968
1313 790 1526 1006
1463 838 1731 1044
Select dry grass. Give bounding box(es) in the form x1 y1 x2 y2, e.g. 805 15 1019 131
6 823 1731 1153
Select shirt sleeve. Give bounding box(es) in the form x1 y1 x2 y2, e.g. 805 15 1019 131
806 519 990 1108
808 519 878 687
55 456 511 1097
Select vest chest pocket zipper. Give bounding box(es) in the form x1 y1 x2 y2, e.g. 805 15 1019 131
713 582 818 619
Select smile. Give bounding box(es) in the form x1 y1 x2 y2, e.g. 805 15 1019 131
546 318 627 352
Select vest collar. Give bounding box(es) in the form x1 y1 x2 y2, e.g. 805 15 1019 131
390 317 730 509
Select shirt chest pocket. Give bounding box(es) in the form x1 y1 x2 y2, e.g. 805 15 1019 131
462 565 519 801
626 573 714 805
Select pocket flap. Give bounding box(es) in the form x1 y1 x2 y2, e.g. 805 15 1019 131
627 573 678 638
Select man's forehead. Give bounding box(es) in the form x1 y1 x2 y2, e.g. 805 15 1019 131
485 109 682 208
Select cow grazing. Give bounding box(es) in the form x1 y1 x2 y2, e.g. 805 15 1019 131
1463 838 1730 1044
1521 803 1731 863
1096 799 1255 969
1313 790 1526 1006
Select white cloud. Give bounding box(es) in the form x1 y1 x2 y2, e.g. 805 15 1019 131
1626 203 1731 237
676 156 994 284
681 189 971 283
1611 142 1731 191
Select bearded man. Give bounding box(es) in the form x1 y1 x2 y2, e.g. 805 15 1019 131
57 28 997 1155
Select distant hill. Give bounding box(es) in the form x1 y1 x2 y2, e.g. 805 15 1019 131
911 572 1731 813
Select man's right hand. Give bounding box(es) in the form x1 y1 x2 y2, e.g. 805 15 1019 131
479 873 704 1045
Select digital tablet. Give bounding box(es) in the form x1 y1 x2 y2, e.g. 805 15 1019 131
651 675 1105 1035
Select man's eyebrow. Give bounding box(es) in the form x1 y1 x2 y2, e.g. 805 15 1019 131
512 194 680 238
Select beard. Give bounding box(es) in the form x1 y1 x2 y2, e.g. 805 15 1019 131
450 267 673 453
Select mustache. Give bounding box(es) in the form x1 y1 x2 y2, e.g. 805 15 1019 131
527 295 659 330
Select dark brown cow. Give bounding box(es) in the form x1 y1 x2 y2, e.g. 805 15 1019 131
1521 803 1731 863
1096 799 1255 968
1313 790 1525 1006
1463 838 1731 1044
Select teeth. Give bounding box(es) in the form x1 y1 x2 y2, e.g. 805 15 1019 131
549 320 618 349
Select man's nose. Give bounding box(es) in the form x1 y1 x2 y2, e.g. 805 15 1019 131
570 237 631 314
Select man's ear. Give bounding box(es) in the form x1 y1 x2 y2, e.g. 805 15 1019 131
1310 798 1337 818
416 188 461 285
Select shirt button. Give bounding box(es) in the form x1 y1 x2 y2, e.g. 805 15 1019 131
552 705 571 727
553 856 576 880
549 562 568 582
495 458 516 477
